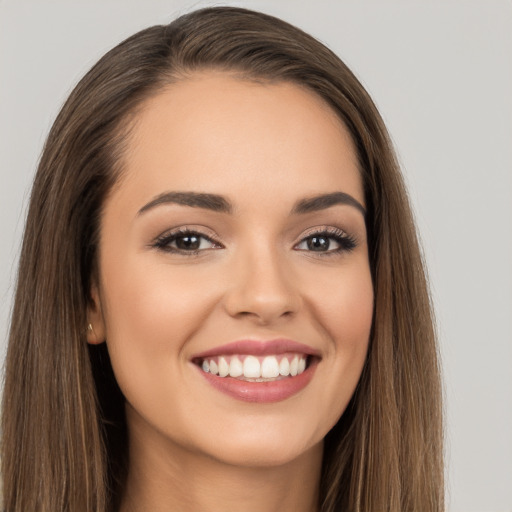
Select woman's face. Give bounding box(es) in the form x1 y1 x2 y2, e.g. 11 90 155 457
89 72 373 468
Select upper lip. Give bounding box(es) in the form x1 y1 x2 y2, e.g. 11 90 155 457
191 338 321 359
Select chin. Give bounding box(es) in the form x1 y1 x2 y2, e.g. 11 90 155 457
206 436 323 469
191 416 326 469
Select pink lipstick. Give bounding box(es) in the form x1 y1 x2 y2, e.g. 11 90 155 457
191 339 320 403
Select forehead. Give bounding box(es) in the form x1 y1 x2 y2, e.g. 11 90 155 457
114 72 364 212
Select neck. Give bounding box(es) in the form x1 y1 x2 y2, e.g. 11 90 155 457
119 414 323 512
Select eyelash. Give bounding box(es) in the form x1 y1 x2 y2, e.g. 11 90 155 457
152 227 221 255
296 227 357 256
152 226 357 256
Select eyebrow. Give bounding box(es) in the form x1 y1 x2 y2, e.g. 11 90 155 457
137 190 365 217
291 191 366 217
138 191 232 215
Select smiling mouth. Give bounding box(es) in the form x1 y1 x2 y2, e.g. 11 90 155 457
193 353 311 381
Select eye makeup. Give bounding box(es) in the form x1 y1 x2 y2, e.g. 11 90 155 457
151 226 223 255
150 224 357 257
294 225 357 256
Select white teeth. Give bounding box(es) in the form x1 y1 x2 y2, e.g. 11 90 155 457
218 356 229 377
261 356 280 378
289 356 299 376
229 356 243 377
243 355 261 378
200 354 309 379
279 357 290 376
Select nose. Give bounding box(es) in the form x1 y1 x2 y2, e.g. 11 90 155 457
222 245 301 325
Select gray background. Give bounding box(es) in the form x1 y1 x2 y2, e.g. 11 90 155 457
1 1 511 510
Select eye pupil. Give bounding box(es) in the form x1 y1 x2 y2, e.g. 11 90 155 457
176 235 200 250
307 236 329 251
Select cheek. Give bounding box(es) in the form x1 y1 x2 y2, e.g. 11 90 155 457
330 263 373 375
97 256 224 440
303 260 373 429
98 253 220 389
102 254 213 336
305 258 374 348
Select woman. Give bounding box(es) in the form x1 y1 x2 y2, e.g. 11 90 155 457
1 6 443 512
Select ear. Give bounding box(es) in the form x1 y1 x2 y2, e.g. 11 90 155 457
86 282 106 345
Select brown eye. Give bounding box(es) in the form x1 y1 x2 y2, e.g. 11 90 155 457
306 236 331 251
295 229 357 255
175 234 201 250
153 230 220 254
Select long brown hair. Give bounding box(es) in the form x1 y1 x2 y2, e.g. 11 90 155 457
1 7 443 511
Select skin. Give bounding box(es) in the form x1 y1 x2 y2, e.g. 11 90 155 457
87 72 374 512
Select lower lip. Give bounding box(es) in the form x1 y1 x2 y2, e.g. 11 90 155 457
195 360 318 403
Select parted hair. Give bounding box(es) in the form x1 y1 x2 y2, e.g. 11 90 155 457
1 7 443 511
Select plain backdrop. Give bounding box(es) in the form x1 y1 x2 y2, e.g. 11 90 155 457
1 1 511 511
